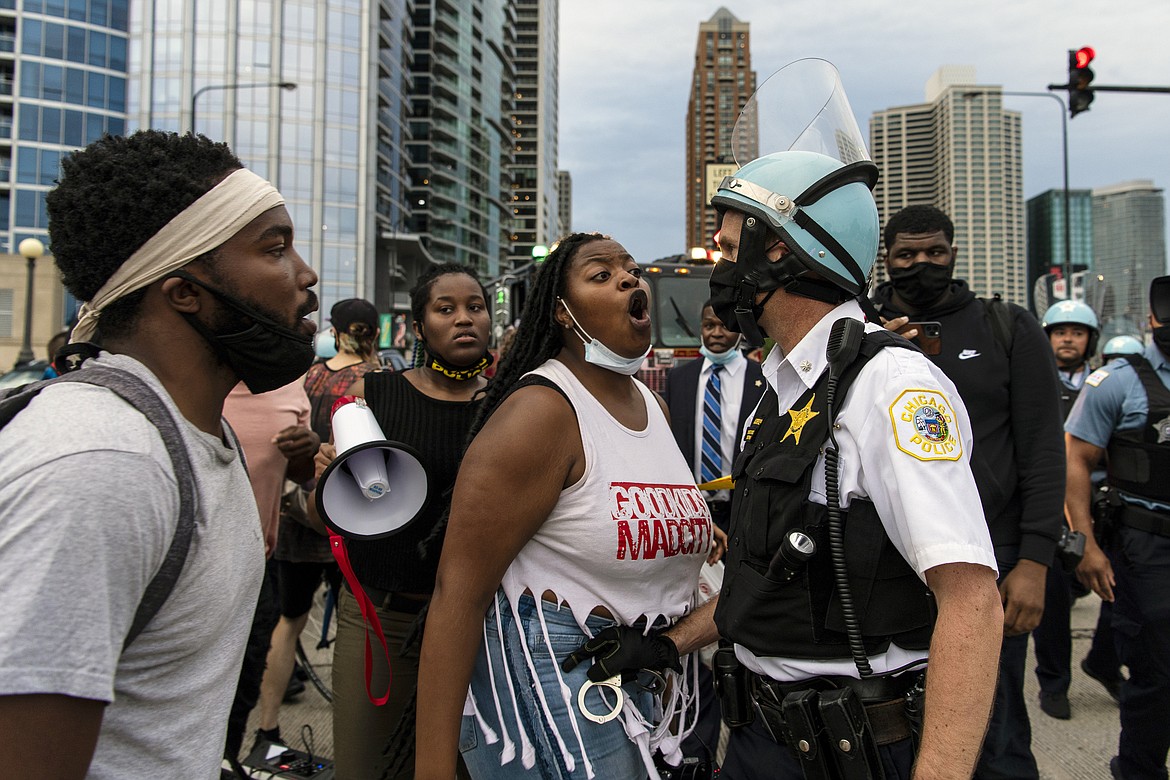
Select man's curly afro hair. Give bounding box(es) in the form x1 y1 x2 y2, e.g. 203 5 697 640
46 130 243 338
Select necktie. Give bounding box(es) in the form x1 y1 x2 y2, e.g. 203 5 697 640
700 365 723 483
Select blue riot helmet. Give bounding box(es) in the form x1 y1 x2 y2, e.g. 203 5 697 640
708 60 880 345
1041 300 1100 357
314 329 338 359
1102 335 1143 362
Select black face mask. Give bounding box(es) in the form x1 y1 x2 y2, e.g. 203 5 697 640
708 258 771 347
1153 326 1170 357
170 270 317 394
887 262 954 311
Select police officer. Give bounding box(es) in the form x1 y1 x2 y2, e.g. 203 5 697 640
1031 300 1109 719
567 145 1003 780
1066 276 1170 780
1103 335 1144 364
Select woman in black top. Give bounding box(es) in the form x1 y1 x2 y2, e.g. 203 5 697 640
312 263 491 780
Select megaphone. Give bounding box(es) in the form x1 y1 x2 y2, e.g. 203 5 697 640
315 396 429 539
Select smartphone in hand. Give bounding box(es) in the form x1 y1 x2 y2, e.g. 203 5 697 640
897 321 942 355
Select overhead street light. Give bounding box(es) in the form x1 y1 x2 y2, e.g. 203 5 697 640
962 89 1073 284
15 236 44 367
190 81 297 134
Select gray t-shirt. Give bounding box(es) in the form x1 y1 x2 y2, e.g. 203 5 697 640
0 354 264 779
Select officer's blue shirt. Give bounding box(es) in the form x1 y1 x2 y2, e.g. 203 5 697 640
1066 343 1170 512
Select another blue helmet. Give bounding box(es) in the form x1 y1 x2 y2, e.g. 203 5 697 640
1042 300 1100 357
1041 300 1100 332
711 151 879 298
1103 335 1143 361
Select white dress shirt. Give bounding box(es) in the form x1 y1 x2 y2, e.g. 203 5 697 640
692 350 748 502
734 299 997 681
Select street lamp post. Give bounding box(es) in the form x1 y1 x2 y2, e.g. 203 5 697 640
15 237 44 367
963 90 1073 284
190 81 297 134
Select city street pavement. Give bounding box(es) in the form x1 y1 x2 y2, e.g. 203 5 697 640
246 591 1156 778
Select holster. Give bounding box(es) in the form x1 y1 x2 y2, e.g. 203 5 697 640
1092 486 1121 548
713 646 755 728
818 688 885 780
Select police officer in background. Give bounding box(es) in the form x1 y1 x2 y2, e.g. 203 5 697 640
1031 301 1114 719
569 143 1005 778
1102 335 1144 364
1066 276 1170 780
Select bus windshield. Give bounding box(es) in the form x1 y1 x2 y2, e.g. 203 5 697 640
653 275 711 348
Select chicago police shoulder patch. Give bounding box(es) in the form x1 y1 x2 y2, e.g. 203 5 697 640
1085 369 1110 388
889 388 963 462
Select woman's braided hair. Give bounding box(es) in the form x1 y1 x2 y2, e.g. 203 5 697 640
380 234 609 773
462 231 610 446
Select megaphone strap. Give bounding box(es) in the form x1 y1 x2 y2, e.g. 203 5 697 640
330 533 394 706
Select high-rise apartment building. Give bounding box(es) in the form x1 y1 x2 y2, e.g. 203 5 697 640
506 0 556 269
870 66 1026 303
2 0 129 254
130 0 539 318
685 7 754 252
1091 179 1167 340
556 168 570 234
408 0 514 282
130 0 417 314
1026 187 1093 310
0 0 130 355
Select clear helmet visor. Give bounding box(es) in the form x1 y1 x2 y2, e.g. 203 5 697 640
732 58 870 167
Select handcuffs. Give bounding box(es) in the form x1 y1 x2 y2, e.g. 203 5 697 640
576 669 667 724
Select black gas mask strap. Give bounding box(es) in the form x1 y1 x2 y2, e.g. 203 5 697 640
791 210 868 294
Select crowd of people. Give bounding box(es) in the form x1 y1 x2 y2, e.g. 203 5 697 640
0 120 1167 780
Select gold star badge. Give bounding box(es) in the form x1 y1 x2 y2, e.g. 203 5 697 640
781 395 819 445
755 379 763 387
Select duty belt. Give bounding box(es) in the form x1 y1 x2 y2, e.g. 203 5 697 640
1117 503 1170 539
749 671 917 746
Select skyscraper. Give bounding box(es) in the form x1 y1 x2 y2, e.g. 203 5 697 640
685 7 754 253
1091 179 1167 340
506 0 558 269
556 168 571 234
4 0 129 253
1026 188 1093 310
870 66 1026 303
129 0 538 319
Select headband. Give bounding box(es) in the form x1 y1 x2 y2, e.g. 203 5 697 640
71 168 285 343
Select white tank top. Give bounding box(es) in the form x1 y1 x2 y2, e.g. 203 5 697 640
500 358 712 630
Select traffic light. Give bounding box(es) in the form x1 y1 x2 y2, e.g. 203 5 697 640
1068 46 1095 117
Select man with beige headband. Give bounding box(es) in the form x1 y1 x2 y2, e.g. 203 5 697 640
0 130 318 779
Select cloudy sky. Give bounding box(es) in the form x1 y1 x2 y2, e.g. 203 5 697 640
559 0 1170 264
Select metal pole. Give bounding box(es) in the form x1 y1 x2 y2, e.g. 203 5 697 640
190 81 297 135
964 90 1074 287
16 253 35 365
1048 83 1170 95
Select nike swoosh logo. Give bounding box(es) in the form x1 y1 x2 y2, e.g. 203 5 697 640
958 349 981 360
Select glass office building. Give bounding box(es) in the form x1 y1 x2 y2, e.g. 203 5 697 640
128 0 415 315
0 0 129 255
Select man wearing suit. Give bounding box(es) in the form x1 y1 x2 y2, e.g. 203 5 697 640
665 300 766 532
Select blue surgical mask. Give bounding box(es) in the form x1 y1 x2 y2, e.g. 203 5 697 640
700 342 741 366
559 298 651 376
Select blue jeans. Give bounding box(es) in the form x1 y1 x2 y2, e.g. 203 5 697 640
460 591 656 779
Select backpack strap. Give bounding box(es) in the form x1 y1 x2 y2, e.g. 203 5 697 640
983 295 1015 357
1 366 197 649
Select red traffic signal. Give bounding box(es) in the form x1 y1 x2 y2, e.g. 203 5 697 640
1068 46 1096 118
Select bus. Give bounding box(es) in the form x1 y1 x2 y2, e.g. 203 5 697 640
636 257 715 393
489 255 717 393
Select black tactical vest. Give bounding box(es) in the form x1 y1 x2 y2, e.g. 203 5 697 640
1058 380 1081 422
713 330 935 660
1107 355 1170 505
